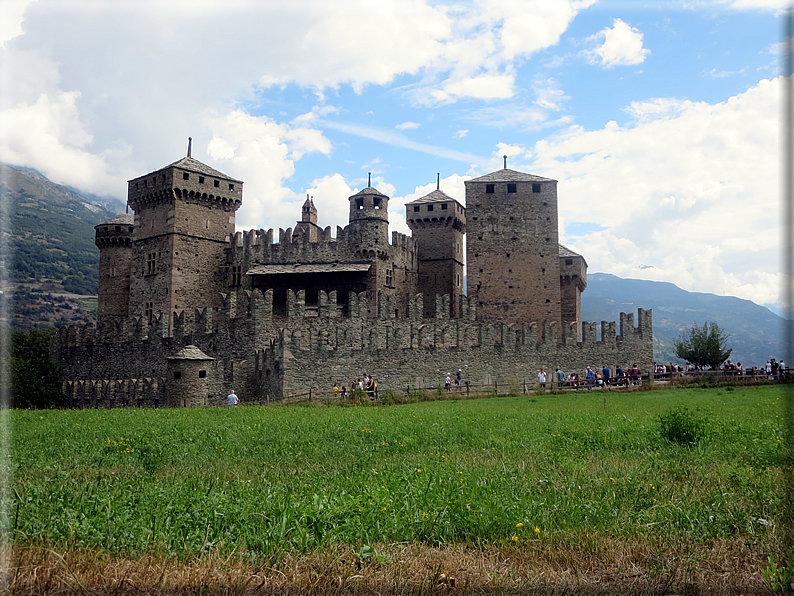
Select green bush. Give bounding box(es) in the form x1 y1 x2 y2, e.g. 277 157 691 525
659 405 706 445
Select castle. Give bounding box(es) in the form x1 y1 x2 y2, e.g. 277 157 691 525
51 147 653 407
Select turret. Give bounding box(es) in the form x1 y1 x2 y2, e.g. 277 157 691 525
95 213 134 322
347 179 390 248
294 195 320 243
406 185 466 317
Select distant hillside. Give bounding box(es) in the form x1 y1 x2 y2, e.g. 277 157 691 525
583 272 788 368
1 163 123 329
1 163 121 295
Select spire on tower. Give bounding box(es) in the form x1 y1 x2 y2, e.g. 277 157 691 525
188 137 192 158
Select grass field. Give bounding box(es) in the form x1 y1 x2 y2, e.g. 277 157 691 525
1 385 787 593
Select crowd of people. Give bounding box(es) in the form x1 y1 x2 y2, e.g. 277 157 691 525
540 365 642 390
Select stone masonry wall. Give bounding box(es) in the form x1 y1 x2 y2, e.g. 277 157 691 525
52 288 653 406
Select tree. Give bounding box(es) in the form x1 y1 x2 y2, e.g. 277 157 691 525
6 328 64 408
673 322 732 370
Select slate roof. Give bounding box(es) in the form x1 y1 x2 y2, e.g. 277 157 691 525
131 157 242 183
96 213 134 227
405 189 462 205
247 262 372 275
468 169 556 183
558 244 582 258
350 186 388 197
167 345 214 360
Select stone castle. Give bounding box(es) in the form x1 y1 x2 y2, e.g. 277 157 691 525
51 147 653 407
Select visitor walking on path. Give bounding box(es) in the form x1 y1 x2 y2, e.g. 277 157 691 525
227 390 238 407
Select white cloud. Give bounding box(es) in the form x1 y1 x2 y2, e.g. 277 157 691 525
396 121 421 130
204 109 333 230
582 18 650 68
0 0 36 46
453 129 469 138
521 77 781 307
532 77 568 111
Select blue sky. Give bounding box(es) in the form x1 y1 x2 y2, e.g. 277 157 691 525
0 0 786 311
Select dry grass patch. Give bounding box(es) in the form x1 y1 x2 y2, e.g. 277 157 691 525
2 538 771 595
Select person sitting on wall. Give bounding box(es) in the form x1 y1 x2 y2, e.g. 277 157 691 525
227 390 238 407
615 365 625 386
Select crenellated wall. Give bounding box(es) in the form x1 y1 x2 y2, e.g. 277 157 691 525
52 288 653 406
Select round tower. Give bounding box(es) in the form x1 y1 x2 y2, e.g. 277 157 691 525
348 185 390 248
95 213 134 322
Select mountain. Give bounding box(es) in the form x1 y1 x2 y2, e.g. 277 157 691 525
1 163 122 329
583 272 788 369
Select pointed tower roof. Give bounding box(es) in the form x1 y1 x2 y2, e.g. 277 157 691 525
468 169 555 183
160 156 242 183
406 189 459 205
167 345 214 360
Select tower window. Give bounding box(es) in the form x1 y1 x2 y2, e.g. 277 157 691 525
199 176 205 184
427 204 433 212
356 198 364 209
533 183 541 193
228 183 235 191
386 268 393 286
146 252 157 275
413 205 420 212
115 226 121 232
173 371 181 380
231 265 242 287
485 184 495 194
507 184 517 193
374 197 382 209
214 180 220 188
441 203 448 210
199 370 207 379
145 302 154 324
565 259 573 265
183 172 189 180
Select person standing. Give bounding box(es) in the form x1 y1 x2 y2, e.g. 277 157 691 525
227 390 238 407
556 368 565 388
602 365 611 386
455 369 463 392
537 369 547 390
444 373 452 393
585 366 595 389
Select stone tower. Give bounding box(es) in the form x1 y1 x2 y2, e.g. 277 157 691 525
294 195 320 243
347 183 390 310
95 213 134 322
465 169 561 327
405 188 466 317
126 153 242 326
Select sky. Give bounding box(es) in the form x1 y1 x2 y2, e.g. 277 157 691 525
0 0 788 313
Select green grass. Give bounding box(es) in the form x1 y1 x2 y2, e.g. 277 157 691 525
4 385 784 562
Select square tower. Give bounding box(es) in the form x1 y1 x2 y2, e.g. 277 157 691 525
126 156 242 325
465 169 561 327
405 189 466 317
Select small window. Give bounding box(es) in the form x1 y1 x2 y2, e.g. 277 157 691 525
199 176 205 184
565 258 573 265
413 205 420 212
507 184 517 193
356 198 364 209
485 184 495 194
214 180 220 188
545 237 550 242
183 172 189 180
199 370 207 379
146 252 157 275
374 197 382 209
506 253 510 258
173 371 181 380
533 183 541 193
145 302 154 324
115 226 121 232
228 183 235 191
441 203 448 210
427 204 434 212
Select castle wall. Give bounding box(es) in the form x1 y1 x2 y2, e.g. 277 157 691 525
52 288 653 407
